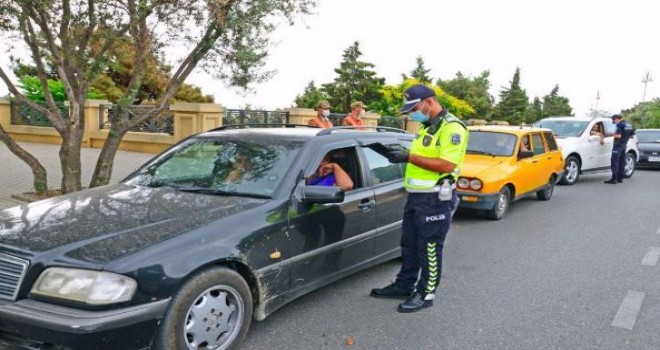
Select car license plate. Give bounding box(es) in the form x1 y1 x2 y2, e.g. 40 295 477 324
649 156 660 162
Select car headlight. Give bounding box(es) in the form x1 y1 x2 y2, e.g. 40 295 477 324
31 267 137 305
457 178 470 189
469 179 483 190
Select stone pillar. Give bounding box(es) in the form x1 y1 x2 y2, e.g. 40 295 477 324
362 112 380 128
170 103 223 142
82 100 110 147
0 98 10 126
287 108 317 126
405 117 420 134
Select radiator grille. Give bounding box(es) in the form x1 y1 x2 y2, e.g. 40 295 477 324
0 253 29 301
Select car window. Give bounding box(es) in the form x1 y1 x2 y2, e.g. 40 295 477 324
637 131 660 143
519 134 531 152
531 133 546 155
543 131 558 151
124 137 302 197
533 119 590 137
308 147 362 190
363 147 404 184
603 121 617 136
467 131 516 157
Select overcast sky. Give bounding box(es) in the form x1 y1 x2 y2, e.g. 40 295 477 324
2 0 659 117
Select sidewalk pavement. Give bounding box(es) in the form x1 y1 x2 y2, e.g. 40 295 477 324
0 142 154 210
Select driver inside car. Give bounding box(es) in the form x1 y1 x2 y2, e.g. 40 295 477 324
306 154 354 191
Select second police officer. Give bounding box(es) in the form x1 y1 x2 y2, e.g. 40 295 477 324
370 84 468 313
604 113 635 184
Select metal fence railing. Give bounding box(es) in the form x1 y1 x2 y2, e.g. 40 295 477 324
223 109 290 125
99 105 174 135
10 100 68 127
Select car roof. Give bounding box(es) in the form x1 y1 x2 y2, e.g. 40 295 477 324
539 116 607 122
468 125 553 135
199 125 411 141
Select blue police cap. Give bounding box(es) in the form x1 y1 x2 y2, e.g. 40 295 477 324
399 84 436 113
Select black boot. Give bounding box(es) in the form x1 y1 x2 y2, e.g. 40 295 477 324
604 179 617 184
397 292 433 313
370 282 412 299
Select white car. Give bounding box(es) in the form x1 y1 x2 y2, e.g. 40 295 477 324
533 116 639 185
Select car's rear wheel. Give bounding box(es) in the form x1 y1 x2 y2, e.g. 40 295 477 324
624 152 635 178
559 156 580 185
154 267 252 350
486 186 510 220
536 176 555 201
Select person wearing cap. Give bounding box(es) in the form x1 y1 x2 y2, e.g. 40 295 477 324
604 113 635 184
370 84 468 313
309 100 334 128
341 101 366 129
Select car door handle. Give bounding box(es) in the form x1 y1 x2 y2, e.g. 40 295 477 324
532 160 539 163
357 199 375 212
547 157 552 160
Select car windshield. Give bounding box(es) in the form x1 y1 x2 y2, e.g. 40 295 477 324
466 131 517 157
636 131 660 143
533 119 590 137
124 136 303 198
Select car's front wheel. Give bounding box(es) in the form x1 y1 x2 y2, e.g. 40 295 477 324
559 156 580 185
624 152 635 178
154 267 253 350
486 186 511 220
536 176 555 201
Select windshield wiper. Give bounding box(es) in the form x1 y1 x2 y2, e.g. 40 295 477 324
466 149 496 156
176 186 271 199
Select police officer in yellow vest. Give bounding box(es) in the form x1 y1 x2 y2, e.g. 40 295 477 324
370 84 468 313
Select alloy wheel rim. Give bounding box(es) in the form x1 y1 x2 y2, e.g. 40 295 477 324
184 285 244 350
625 155 634 175
497 191 508 214
565 161 578 182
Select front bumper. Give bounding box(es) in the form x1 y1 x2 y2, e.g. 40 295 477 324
0 298 170 350
636 155 660 168
456 191 499 210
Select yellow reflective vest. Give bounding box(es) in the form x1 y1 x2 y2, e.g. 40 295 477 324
404 112 468 191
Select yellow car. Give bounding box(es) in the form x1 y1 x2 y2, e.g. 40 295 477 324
456 126 564 220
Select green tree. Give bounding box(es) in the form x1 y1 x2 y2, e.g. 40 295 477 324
321 41 385 113
370 78 474 120
0 0 315 194
622 99 660 128
542 84 573 117
404 56 432 84
294 80 328 108
438 70 494 120
525 97 544 124
493 67 529 125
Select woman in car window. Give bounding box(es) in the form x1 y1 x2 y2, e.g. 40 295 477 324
306 155 354 191
590 124 605 145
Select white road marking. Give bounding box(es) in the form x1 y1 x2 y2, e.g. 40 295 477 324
657 226 660 234
611 291 645 330
641 247 660 266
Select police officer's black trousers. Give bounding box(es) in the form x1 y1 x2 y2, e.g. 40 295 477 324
395 192 453 296
610 144 627 181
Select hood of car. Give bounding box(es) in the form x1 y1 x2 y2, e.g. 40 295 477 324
0 184 267 262
461 156 505 177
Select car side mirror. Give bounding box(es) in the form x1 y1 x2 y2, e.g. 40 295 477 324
518 150 534 159
301 185 345 204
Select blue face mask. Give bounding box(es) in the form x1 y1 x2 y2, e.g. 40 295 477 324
410 110 429 123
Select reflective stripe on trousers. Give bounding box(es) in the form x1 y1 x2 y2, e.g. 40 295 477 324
395 191 454 296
